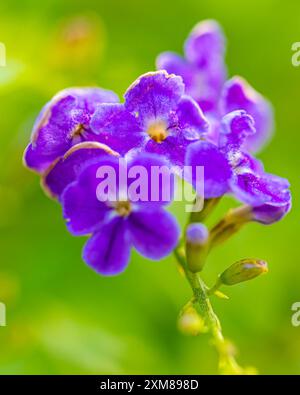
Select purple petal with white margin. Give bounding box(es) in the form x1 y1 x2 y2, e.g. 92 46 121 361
128 209 180 260
24 87 119 173
42 142 119 199
185 141 232 198
230 171 291 207
24 95 81 172
90 103 145 155
83 217 131 276
124 71 184 125
219 110 256 152
220 76 274 153
69 87 119 113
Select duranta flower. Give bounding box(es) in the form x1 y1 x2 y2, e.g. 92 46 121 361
61 153 180 275
156 20 273 153
186 110 291 223
90 70 208 167
24 87 119 172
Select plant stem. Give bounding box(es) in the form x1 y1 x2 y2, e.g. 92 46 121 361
174 246 245 374
189 197 221 224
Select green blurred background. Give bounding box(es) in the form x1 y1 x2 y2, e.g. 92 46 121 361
0 0 299 375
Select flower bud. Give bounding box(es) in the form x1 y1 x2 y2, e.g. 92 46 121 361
209 206 252 248
186 223 209 245
219 259 268 286
186 223 209 272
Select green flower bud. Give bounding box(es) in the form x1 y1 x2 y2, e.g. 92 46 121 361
185 223 209 272
220 259 268 286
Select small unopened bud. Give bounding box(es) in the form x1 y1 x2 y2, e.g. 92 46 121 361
186 223 209 272
220 259 268 286
186 223 209 245
178 306 206 336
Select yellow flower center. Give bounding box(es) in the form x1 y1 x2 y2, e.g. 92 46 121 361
147 121 168 143
115 200 131 217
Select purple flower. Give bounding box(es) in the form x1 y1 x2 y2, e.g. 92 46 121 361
90 71 208 167
156 20 273 153
61 153 180 275
186 110 291 222
23 87 119 173
156 20 226 114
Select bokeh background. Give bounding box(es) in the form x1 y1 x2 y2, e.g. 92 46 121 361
0 0 299 375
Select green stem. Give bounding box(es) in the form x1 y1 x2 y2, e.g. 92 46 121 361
174 246 245 374
175 199 256 374
189 197 221 224
207 278 222 296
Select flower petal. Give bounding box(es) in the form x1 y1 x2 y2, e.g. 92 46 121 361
228 151 264 174
251 200 292 225
230 171 291 207
83 217 131 276
90 103 145 154
124 71 184 125
24 95 80 172
170 95 209 139
220 77 274 152
70 87 119 113
24 88 119 173
61 161 114 235
185 141 232 198
128 209 180 260
156 51 224 113
156 52 195 91
184 20 226 68
42 142 119 199
145 135 191 167
183 20 226 113
127 153 175 207
219 110 256 152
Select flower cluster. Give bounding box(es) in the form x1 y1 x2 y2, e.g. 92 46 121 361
156 20 273 153
24 20 291 278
